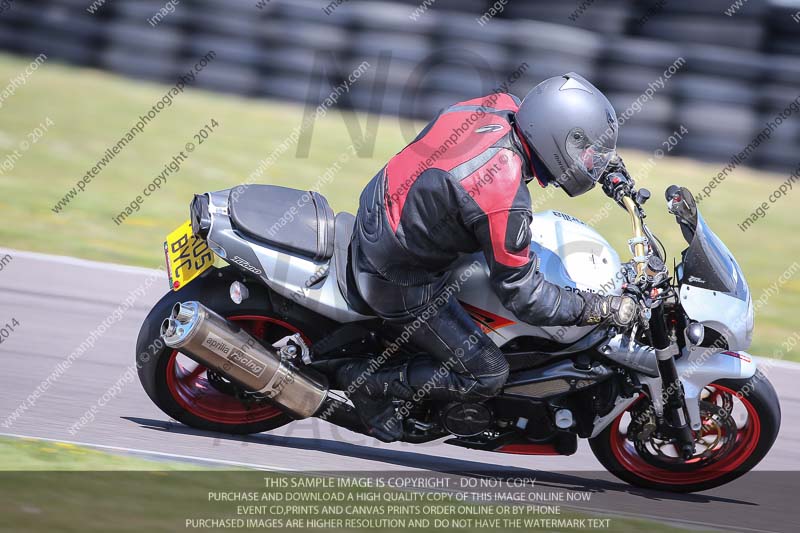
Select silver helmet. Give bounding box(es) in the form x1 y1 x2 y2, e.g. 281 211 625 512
515 73 618 197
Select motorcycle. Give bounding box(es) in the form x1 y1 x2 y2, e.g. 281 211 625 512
136 168 780 493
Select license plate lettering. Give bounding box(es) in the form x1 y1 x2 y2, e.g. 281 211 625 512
193 240 214 270
170 234 189 254
164 220 215 291
173 248 191 279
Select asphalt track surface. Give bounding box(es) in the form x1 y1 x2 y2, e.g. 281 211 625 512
0 248 798 532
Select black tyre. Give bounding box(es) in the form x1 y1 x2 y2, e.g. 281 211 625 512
590 371 781 493
136 267 332 435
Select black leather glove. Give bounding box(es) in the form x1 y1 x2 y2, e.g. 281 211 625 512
578 293 637 328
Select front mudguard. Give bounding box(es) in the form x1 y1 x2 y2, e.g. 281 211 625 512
675 346 757 430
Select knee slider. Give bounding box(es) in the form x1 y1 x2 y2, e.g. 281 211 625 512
462 344 509 399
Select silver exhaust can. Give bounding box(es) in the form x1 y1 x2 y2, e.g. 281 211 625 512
161 301 328 418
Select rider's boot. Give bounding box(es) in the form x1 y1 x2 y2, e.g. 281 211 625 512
335 360 413 443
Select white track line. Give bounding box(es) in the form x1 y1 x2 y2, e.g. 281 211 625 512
0 248 165 277
754 356 800 371
0 432 290 471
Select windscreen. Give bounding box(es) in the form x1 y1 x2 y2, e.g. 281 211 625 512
681 213 749 301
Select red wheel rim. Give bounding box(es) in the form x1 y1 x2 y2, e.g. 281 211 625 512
609 384 761 485
165 315 306 425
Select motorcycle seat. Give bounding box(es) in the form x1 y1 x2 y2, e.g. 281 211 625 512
332 212 373 316
228 185 335 261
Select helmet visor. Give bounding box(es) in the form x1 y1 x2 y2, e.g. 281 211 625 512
565 129 616 183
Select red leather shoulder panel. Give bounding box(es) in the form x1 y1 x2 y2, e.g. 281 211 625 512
459 150 528 267
385 108 511 231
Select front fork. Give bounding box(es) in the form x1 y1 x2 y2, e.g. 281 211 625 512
649 304 696 459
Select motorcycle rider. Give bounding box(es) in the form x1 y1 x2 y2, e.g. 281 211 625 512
337 73 636 442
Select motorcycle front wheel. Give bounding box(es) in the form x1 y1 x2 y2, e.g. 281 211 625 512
590 370 781 493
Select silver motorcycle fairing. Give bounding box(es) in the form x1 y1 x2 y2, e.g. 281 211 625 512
679 284 754 352
451 210 624 346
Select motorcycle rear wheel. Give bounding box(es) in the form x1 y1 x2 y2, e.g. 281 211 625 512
590 370 780 493
136 267 328 435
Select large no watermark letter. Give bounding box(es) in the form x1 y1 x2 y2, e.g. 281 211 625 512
399 49 497 145
296 51 390 158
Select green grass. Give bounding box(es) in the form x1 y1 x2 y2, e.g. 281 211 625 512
0 53 797 360
0 436 202 470
0 438 693 533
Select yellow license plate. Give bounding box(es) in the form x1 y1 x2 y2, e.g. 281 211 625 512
164 220 215 291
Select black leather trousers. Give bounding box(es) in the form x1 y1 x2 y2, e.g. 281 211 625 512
352 239 509 403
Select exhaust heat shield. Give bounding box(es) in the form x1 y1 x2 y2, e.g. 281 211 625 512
161 301 327 418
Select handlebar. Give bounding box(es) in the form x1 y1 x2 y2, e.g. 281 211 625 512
599 159 650 280
621 195 648 280
598 158 668 285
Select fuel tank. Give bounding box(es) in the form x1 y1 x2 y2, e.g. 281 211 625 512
452 210 624 345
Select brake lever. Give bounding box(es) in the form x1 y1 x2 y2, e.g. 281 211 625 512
601 156 650 208
602 172 637 207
